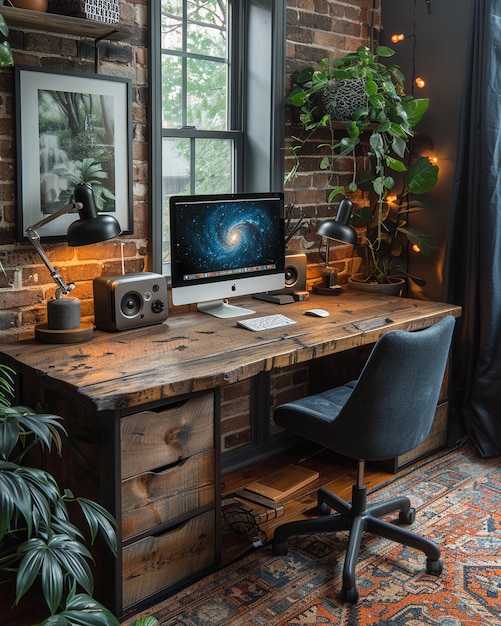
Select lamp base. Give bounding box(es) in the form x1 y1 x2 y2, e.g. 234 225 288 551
312 284 343 296
35 322 94 344
313 267 343 295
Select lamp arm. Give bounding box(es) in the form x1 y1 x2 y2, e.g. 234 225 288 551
28 201 83 231
24 201 83 298
25 226 74 297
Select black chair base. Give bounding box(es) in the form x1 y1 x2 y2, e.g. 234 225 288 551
272 484 443 603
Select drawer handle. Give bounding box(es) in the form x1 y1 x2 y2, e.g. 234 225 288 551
149 399 186 413
149 457 188 474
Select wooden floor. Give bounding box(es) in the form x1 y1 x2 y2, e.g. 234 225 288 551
220 444 402 566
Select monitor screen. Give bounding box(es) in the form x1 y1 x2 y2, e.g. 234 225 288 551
169 192 285 317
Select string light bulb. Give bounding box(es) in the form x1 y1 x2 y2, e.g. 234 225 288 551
411 244 421 253
429 156 438 165
391 33 406 43
415 76 426 89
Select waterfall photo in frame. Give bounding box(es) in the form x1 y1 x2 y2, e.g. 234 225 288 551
15 66 133 241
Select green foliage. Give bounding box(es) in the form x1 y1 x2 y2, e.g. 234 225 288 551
128 618 160 626
52 158 115 211
0 14 13 67
36 587 120 626
286 45 439 284
0 364 119 625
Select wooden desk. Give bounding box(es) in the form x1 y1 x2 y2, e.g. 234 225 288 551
0 291 461 615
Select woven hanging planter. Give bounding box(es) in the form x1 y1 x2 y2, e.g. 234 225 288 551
48 0 120 23
321 78 368 121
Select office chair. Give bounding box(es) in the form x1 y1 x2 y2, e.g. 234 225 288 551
271 316 456 603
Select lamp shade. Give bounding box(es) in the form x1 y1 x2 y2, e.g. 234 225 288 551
67 183 122 246
316 197 357 245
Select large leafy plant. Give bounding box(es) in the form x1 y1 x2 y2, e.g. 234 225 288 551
0 363 121 625
286 45 439 285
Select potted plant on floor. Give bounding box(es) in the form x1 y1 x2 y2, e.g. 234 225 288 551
0 362 144 625
286 45 439 290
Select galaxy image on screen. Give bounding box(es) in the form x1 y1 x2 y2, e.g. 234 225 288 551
172 197 283 283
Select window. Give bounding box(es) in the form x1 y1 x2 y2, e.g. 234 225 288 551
149 1 286 275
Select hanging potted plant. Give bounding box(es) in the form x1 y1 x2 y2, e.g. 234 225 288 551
285 45 439 290
0 11 14 67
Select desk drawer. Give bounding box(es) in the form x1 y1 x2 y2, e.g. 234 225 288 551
121 392 214 480
121 449 216 540
122 509 216 607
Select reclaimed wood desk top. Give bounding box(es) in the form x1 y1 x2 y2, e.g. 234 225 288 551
0 291 461 413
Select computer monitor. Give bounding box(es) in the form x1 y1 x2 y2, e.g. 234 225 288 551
169 192 285 318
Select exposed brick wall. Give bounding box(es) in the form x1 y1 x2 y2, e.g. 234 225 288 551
221 380 253 451
220 363 310 452
0 0 148 343
269 363 309 437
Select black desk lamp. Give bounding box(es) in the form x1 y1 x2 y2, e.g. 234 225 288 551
25 182 122 343
314 197 357 294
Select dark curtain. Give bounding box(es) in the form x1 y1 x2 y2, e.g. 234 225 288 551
447 0 501 457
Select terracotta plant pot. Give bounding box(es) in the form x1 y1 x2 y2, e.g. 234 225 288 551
10 0 48 11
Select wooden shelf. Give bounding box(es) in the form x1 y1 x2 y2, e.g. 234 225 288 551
0 5 132 41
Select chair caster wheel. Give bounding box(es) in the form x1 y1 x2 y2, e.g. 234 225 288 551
399 507 416 525
340 586 359 603
272 540 289 556
426 558 443 575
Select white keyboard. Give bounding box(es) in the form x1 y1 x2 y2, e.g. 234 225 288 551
237 314 297 332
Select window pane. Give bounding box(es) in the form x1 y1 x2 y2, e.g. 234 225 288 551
194 138 233 194
161 0 182 17
161 55 183 128
187 58 227 130
162 137 191 263
187 0 227 58
161 137 233 263
161 4 182 51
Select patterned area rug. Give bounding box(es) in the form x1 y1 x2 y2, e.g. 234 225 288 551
124 442 501 625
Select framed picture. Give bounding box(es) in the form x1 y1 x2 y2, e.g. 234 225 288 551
15 66 133 241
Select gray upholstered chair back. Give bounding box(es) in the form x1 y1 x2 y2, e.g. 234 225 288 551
329 316 456 461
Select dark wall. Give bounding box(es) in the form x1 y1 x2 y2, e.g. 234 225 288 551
381 0 472 301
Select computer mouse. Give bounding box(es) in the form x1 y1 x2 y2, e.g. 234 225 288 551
304 308 329 318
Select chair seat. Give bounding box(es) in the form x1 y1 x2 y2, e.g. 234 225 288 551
274 381 356 448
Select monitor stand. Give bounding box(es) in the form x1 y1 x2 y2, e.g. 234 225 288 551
197 299 255 319
253 292 295 305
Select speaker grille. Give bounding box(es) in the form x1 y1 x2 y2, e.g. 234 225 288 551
284 265 299 287
120 292 142 317
282 252 307 293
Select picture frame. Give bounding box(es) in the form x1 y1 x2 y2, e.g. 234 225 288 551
15 66 133 241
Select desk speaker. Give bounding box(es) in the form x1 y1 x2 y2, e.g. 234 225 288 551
283 251 307 293
93 272 169 331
